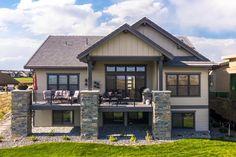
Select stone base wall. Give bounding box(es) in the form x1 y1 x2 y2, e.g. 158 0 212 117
11 90 32 137
152 91 171 140
80 90 99 140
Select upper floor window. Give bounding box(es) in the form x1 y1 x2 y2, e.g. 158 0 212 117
166 73 200 97
47 74 79 92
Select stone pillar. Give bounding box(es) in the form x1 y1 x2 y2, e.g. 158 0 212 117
11 90 32 137
80 90 99 140
152 91 171 140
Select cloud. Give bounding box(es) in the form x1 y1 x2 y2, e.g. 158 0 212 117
169 0 236 32
0 37 42 70
0 0 102 35
189 36 236 62
95 0 168 34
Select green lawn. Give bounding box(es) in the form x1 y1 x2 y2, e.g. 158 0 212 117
14 77 33 84
1 139 236 157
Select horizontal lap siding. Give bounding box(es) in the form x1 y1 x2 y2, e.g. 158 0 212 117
91 32 161 56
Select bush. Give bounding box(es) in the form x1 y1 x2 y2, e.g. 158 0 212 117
0 135 4 142
62 135 70 141
48 129 55 136
29 135 38 142
219 127 228 133
212 122 220 128
109 135 118 142
17 83 28 90
145 131 152 142
130 135 136 143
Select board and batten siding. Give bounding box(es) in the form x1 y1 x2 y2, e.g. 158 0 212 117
91 32 161 56
137 25 191 57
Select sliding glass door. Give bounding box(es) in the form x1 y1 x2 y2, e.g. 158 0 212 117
105 65 146 101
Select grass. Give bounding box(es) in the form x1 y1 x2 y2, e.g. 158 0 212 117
14 77 33 84
1 139 236 157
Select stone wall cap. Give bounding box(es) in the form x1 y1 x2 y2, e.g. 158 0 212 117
80 90 100 94
152 90 172 93
12 90 32 93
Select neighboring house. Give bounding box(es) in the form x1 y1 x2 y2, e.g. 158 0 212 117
25 17 214 132
210 55 236 100
0 72 19 91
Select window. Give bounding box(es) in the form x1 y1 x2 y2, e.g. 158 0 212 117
105 65 146 72
47 74 79 92
172 112 194 129
103 112 124 124
166 74 200 97
53 110 74 125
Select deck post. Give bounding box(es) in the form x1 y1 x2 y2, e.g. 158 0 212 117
87 57 93 90
158 57 163 90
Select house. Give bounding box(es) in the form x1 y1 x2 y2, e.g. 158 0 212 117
0 72 19 91
24 17 214 137
210 55 236 100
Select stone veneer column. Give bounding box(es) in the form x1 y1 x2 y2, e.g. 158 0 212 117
11 90 32 137
80 90 99 140
152 91 171 140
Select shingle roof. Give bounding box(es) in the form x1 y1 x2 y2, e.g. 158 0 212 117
0 73 19 86
24 36 104 69
164 56 216 67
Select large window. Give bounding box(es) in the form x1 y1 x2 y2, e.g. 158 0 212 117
103 112 124 124
172 112 195 129
48 74 79 92
53 110 74 125
166 73 200 97
105 65 146 101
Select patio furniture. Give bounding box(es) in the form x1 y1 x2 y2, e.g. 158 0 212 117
54 90 70 103
43 90 52 103
69 90 80 104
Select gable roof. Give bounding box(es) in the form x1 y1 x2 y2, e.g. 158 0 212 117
132 17 209 61
25 36 103 69
0 73 19 86
77 24 174 61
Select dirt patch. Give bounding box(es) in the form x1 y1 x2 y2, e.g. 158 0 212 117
0 92 11 120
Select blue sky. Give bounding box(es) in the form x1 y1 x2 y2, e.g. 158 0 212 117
1 0 236 70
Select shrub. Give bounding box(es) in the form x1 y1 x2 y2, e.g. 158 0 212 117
219 127 228 133
0 135 4 142
109 135 118 142
29 135 38 142
17 83 28 90
62 135 70 141
130 135 136 143
48 129 55 136
212 122 220 128
145 131 152 142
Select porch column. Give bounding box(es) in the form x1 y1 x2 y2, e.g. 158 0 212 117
80 90 99 140
158 57 163 90
152 90 171 140
87 58 93 90
11 90 32 137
